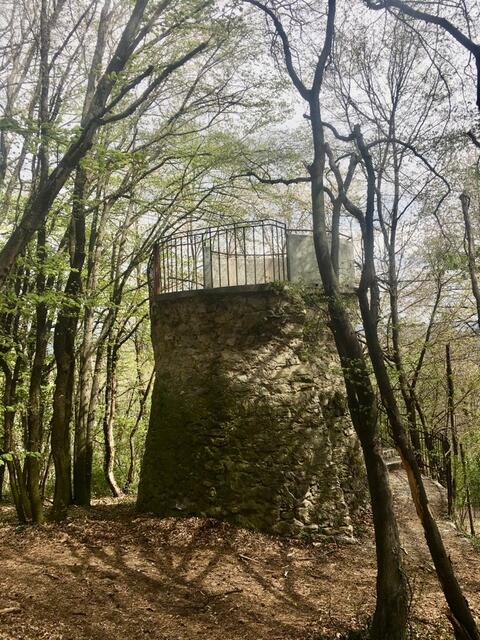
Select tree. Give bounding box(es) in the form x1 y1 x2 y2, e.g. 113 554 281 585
0 0 208 286
364 1 480 119
243 1 410 637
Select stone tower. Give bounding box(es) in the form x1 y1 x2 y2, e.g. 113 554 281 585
137 221 366 538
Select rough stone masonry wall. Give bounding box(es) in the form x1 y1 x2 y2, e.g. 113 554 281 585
137 284 367 539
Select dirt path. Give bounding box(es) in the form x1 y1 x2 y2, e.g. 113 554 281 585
389 469 480 633
0 470 479 640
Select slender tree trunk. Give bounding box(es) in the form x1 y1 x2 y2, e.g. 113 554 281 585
40 449 52 499
8 456 31 523
126 368 154 491
50 331 74 520
460 192 480 329
73 197 108 504
361 296 479 640
379 144 423 465
22 0 52 524
0 460 4 501
73 306 94 505
0 369 11 500
25 228 49 525
102 340 123 497
0 357 29 520
246 0 410 630
51 0 112 519
308 97 409 637
355 128 480 640
313 263 409 640
389 248 422 462
446 342 458 517
50 166 89 521
459 443 476 537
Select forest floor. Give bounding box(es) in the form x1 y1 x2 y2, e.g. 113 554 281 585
1 469 479 640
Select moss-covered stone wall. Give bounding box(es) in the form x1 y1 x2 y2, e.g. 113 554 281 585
137 284 366 539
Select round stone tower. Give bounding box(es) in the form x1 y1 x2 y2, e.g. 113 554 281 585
137 283 365 539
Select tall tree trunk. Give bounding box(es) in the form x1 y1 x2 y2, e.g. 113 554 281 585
0 356 29 520
102 339 123 497
361 293 479 640
23 0 52 525
50 169 87 520
460 193 480 329
73 197 109 505
66 0 110 506
446 342 458 517
0 456 5 501
73 305 94 506
50 332 74 520
25 226 49 525
355 128 480 640
126 364 154 491
378 141 422 464
459 443 476 537
311 226 409 640
245 1 410 634
308 102 409 637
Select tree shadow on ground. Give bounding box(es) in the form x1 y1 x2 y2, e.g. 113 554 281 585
0 504 373 640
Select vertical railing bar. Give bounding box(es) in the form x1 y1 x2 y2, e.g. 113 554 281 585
151 244 155 295
174 238 178 291
217 230 222 287
187 238 189 290
271 224 276 281
167 243 170 293
188 235 192 290
161 243 164 294
276 224 279 280
198 233 202 289
191 234 196 289
166 243 169 292
253 225 257 285
209 228 213 288
162 242 166 293
262 223 267 284
201 232 204 288
180 236 184 291
279 225 284 280
166 240 169 292
159 244 161 294
275 224 280 281
193 234 196 289
185 237 188 290
243 226 247 284
166 243 169 293
153 243 159 296
234 223 238 286
226 228 230 287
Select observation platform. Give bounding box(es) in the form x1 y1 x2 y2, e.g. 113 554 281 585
148 219 354 297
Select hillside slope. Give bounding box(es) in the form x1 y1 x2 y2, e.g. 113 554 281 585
0 469 479 640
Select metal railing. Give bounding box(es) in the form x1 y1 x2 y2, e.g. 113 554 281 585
149 219 288 296
382 425 451 489
416 428 451 488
